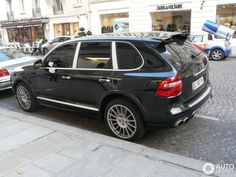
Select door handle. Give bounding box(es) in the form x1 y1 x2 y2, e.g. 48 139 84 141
98 78 110 83
61 76 71 80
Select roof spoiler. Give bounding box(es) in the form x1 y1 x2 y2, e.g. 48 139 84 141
163 33 190 45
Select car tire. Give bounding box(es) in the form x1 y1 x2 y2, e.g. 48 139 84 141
43 48 49 55
104 98 146 140
210 49 224 61
16 83 38 112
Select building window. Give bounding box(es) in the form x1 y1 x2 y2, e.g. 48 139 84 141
151 11 191 33
74 0 81 6
6 0 14 20
20 0 25 12
32 0 41 17
100 13 129 33
216 3 236 38
53 0 64 15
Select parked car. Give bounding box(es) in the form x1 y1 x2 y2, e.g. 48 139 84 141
0 47 38 91
11 32 212 140
41 36 74 54
188 34 231 61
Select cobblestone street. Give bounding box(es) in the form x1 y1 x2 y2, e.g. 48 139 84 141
0 58 236 166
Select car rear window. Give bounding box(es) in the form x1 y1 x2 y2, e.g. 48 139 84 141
150 40 204 70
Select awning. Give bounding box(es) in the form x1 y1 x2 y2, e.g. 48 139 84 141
0 18 49 28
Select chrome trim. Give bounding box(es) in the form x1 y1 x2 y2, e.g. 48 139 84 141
112 41 118 70
41 40 145 72
37 96 99 111
72 42 80 68
188 87 212 108
194 68 206 77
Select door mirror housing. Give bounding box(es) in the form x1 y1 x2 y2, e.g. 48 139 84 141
34 59 43 69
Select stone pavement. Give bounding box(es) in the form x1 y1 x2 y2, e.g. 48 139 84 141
0 107 234 177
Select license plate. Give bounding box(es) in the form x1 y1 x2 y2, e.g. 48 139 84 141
192 76 204 91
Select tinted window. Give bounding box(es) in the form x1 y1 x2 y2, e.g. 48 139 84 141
137 44 169 70
44 42 77 68
77 42 112 69
151 40 204 70
116 42 143 69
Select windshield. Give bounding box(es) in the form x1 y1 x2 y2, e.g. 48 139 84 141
0 48 26 62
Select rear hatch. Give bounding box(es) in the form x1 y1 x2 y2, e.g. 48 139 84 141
149 34 209 103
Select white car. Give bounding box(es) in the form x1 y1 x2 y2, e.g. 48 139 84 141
189 34 232 61
41 36 74 54
0 47 38 91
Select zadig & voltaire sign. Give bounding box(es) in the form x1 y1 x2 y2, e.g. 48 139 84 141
156 4 183 10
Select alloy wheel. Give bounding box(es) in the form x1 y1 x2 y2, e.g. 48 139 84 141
211 49 223 61
107 104 137 139
16 85 31 110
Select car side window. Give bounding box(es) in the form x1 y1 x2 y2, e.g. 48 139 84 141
208 34 213 40
52 38 59 43
77 42 112 69
43 42 77 68
116 42 143 69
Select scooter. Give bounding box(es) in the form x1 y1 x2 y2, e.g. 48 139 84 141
31 40 43 56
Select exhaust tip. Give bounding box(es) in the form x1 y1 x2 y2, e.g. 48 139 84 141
175 120 184 127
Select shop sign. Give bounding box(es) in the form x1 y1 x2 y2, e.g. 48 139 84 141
156 4 183 10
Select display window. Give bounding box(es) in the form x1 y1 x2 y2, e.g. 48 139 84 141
216 3 236 38
7 28 20 43
151 10 191 33
31 26 45 41
100 12 129 33
54 22 80 37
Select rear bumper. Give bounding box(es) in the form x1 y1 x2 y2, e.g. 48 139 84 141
223 48 232 57
145 84 212 126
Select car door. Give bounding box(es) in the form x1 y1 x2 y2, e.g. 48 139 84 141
35 41 78 101
67 41 114 108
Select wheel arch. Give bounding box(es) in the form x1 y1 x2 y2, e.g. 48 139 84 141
13 78 37 97
99 92 146 121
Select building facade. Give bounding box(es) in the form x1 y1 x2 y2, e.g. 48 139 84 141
1 0 236 47
89 0 236 36
0 0 89 46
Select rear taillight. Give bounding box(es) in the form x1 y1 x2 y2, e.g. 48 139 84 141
193 44 204 51
156 75 182 98
0 69 10 77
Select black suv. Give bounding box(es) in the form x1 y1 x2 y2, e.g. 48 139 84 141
11 32 212 140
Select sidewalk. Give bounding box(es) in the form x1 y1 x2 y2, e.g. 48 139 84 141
0 107 232 177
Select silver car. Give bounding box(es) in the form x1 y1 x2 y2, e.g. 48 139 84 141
0 47 38 91
41 36 74 54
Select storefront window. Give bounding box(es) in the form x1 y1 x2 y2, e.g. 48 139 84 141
100 13 129 33
216 3 236 38
31 26 45 41
7 29 20 42
151 11 191 33
54 22 80 37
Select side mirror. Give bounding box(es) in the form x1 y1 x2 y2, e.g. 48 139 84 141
34 59 43 69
